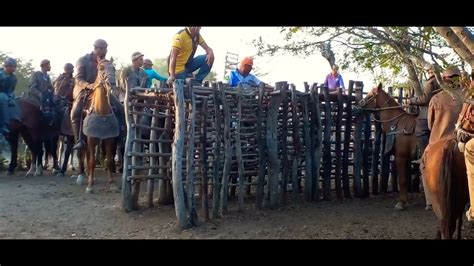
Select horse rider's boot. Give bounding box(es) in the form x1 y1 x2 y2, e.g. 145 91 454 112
72 121 84 150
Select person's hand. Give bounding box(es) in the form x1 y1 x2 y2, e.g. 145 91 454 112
206 50 215 66
167 75 176 87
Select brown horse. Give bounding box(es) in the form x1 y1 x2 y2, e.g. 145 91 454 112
358 84 418 210
423 138 468 239
6 94 63 176
81 59 120 193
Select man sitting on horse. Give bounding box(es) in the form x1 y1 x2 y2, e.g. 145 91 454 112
0 57 18 147
408 64 441 160
71 39 125 150
28 59 54 119
422 66 464 210
407 64 441 210
455 72 474 223
53 63 75 103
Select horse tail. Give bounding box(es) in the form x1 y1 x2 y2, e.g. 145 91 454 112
439 140 456 239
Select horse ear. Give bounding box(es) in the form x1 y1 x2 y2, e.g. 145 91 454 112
377 83 383 92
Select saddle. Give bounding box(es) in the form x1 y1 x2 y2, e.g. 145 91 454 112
384 114 417 156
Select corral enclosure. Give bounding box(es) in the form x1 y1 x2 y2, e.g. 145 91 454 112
121 80 420 228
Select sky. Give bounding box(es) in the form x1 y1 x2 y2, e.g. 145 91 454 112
0 27 375 90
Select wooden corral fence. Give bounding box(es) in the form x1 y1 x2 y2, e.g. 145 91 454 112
121 79 421 228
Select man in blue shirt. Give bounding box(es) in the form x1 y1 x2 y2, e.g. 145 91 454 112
226 56 265 89
323 65 345 93
0 57 18 146
143 59 167 88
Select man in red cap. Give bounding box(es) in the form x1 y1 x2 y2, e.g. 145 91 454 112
226 56 266 89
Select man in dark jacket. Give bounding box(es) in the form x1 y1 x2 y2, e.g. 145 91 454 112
70 39 124 150
408 64 441 161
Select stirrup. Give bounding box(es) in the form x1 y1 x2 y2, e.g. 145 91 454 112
73 140 84 150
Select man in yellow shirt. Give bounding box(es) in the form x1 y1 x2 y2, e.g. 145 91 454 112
167 27 214 87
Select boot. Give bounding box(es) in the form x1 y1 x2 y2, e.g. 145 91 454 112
72 121 84 150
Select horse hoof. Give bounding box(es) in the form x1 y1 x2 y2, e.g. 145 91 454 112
56 172 65 177
85 187 94 194
70 167 76 171
394 202 407 211
6 170 14 176
76 175 86 185
425 205 433 211
52 168 61 175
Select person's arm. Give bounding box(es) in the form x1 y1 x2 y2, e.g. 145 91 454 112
75 58 93 91
409 78 439 106
168 47 179 86
152 70 167 81
323 74 329 88
29 72 41 96
199 36 214 66
427 96 436 131
338 74 345 89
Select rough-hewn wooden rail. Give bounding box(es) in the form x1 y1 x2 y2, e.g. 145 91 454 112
120 79 420 229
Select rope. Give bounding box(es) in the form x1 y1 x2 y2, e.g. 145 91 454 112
371 112 406 123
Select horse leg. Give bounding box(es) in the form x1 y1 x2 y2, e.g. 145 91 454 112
104 138 119 193
74 147 86 185
69 149 76 171
51 135 61 174
394 156 409 210
26 144 37 177
58 135 64 168
59 136 73 176
35 141 43 176
457 213 463 240
85 137 97 193
6 128 19 175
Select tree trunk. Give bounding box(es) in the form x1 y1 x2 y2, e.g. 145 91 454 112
450 27 474 56
434 27 474 68
404 59 423 96
319 41 336 68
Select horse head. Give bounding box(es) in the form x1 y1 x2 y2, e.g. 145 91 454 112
357 83 391 110
92 58 116 116
96 58 117 91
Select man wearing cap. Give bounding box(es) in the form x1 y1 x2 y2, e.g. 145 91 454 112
226 56 264 89
421 66 464 211
167 27 214 87
406 64 441 210
53 63 75 103
408 64 441 160
28 59 54 107
119 52 147 101
143 59 167 88
456 74 474 223
323 65 345 93
71 39 125 150
0 57 18 146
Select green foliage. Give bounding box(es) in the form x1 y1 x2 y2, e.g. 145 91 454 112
0 52 35 95
254 27 465 86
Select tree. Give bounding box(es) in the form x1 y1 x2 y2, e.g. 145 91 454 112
0 52 35 95
253 27 465 95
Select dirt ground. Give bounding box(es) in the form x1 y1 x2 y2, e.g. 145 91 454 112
1 168 473 239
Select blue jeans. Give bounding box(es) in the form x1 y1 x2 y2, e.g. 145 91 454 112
0 92 9 134
176 54 213 84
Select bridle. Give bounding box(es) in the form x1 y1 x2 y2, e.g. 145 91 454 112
357 90 406 123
